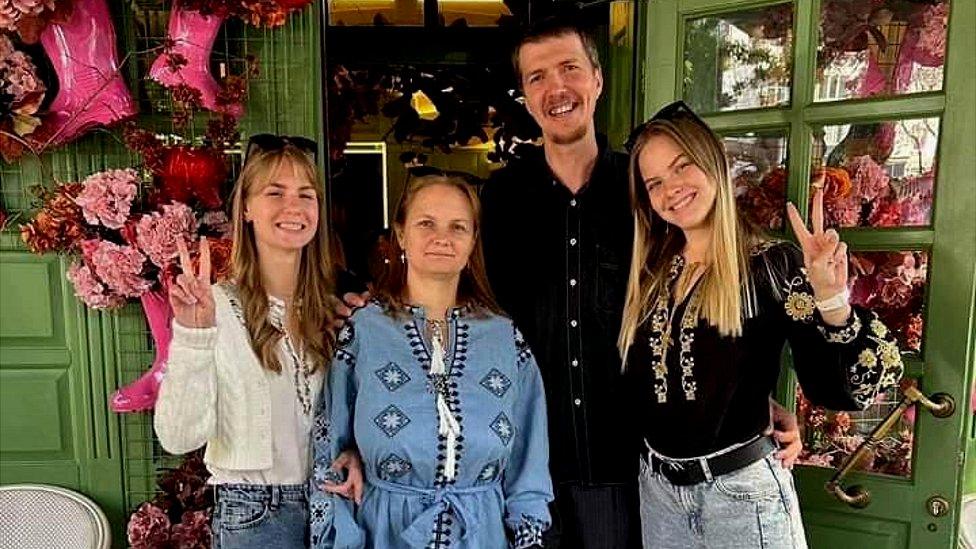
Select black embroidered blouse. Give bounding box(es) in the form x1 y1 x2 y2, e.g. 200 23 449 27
623 241 905 459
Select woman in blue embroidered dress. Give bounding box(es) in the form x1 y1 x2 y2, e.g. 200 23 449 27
310 174 554 548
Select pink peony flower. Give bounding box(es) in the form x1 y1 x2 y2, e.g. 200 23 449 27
82 239 152 298
126 502 171 549
898 170 935 226
135 202 197 268
66 259 125 309
199 209 231 236
868 197 902 227
170 510 211 549
879 276 913 309
846 155 890 202
74 169 140 229
917 3 949 64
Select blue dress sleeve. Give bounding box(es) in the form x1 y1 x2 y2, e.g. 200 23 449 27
309 322 365 549
503 326 554 548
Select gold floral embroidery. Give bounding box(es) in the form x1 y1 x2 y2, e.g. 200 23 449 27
858 349 877 370
678 289 703 401
870 319 888 338
784 291 816 321
878 340 902 371
818 313 863 344
645 255 697 405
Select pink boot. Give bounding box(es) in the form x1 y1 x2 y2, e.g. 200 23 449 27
31 0 138 150
110 290 173 413
149 0 244 118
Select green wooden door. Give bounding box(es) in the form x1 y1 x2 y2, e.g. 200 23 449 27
638 0 975 547
0 142 130 536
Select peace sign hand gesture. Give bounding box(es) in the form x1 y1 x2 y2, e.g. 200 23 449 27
169 237 216 329
786 180 849 303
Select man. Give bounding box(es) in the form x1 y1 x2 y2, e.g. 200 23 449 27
479 17 801 548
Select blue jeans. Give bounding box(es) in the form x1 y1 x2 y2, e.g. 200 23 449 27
212 484 308 549
638 453 808 549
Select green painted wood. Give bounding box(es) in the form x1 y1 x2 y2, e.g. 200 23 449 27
640 0 976 547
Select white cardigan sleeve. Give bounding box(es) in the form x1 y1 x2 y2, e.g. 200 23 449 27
154 321 219 455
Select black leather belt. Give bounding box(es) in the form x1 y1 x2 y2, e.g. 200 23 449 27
644 436 778 486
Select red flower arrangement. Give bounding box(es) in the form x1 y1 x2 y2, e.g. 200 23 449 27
849 250 926 353
20 163 231 309
127 450 213 549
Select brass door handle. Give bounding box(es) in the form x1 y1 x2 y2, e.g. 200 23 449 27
826 387 955 509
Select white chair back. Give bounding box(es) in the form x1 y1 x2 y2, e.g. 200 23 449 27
0 484 111 549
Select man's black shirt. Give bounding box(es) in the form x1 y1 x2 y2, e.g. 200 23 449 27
480 137 637 486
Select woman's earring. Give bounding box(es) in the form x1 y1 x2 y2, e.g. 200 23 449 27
399 251 406 263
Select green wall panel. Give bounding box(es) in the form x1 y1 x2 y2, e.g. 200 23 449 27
0 263 54 339
0 369 73 456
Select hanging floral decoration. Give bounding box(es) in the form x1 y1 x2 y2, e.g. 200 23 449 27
0 0 72 43
127 450 213 549
0 34 46 162
20 165 232 309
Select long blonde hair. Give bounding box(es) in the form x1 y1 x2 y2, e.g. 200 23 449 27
229 145 336 373
374 174 502 316
618 116 760 363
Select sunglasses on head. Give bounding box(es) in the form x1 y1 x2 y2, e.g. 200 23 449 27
624 100 710 153
406 165 483 186
245 133 318 162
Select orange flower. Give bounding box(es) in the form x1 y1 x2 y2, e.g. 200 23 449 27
818 167 852 201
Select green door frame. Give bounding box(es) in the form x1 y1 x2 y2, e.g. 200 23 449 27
635 0 976 546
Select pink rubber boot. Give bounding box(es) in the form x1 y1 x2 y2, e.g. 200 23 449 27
149 0 244 118
32 0 138 149
110 290 173 413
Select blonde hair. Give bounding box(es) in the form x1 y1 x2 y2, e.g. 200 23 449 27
618 117 760 363
374 174 502 316
229 145 336 373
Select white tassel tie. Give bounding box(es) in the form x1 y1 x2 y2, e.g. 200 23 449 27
431 333 461 481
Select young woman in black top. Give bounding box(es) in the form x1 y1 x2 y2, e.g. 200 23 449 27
619 102 904 548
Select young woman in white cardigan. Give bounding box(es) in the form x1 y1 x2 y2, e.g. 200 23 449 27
155 136 361 549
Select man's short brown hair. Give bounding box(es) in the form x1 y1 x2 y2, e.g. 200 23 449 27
511 16 601 85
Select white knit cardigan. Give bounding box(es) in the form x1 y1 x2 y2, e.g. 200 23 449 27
154 284 275 471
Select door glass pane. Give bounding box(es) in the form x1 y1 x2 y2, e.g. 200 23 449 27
683 3 794 113
815 0 949 102
797 380 916 478
329 0 424 26
726 130 789 231
812 117 939 228
439 0 511 27
849 250 928 354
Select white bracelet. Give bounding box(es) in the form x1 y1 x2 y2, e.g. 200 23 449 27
816 288 850 313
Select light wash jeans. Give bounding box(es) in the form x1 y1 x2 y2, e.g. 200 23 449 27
212 484 308 549
638 452 808 549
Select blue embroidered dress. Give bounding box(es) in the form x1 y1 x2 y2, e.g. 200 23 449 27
310 302 553 549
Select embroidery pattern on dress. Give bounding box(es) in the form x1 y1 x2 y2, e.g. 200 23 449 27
678 289 703 401
513 326 533 366
375 362 411 392
480 368 512 398
646 255 691 404
782 270 816 322
474 460 501 485
490 412 514 446
513 515 547 549
817 313 863 344
374 404 411 437
378 453 413 480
